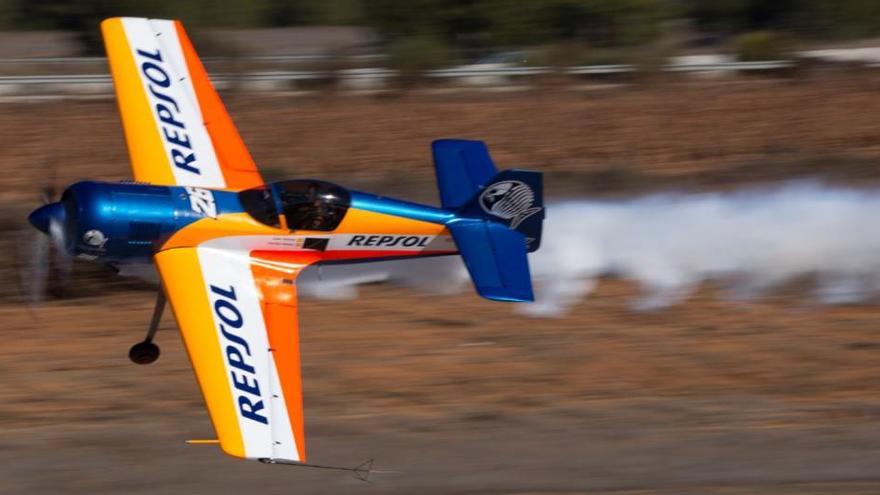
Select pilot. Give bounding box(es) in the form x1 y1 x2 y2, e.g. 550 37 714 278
308 201 343 230
285 182 344 231
305 183 326 229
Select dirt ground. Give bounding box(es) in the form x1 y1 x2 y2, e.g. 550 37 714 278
2 79 880 494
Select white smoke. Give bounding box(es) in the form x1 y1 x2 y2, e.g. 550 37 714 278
297 255 465 299
298 182 880 316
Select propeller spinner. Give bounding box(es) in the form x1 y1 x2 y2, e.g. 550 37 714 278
25 190 73 304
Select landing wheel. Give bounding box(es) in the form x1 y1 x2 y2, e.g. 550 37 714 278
129 341 160 365
130 290 165 365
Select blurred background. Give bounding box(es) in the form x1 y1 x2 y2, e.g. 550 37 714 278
2 1 880 494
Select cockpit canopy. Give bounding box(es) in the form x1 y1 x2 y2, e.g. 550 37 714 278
239 180 351 231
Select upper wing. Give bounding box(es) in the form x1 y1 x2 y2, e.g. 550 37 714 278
101 17 263 190
155 246 320 462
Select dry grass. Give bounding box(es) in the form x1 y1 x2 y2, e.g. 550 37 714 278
2 78 880 493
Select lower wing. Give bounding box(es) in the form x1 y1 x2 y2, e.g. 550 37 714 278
155 246 320 462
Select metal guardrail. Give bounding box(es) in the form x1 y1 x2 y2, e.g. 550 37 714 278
0 60 805 95
0 54 385 65
663 60 796 72
566 64 637 75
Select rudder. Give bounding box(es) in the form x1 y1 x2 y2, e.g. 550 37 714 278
431 139 544 252
459 169 544 252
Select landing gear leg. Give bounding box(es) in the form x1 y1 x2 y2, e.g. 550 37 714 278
129 290 165 365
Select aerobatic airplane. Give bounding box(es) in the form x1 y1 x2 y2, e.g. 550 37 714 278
27 18 544 470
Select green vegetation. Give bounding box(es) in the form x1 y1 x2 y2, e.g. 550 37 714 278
685 0 880 39
736 31 787 61
0 0 879 55
386 34 452 82
363 0 672 49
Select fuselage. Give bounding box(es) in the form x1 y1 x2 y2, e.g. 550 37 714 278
29 180 459 266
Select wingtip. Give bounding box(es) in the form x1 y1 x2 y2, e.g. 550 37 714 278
479 288 535 303
99 17 119 31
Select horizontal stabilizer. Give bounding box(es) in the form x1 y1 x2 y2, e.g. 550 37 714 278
448 220 534 302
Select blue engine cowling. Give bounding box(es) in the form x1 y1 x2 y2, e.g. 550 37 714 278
60 181 209 261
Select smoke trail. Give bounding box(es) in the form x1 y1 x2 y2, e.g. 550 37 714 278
298 182 880 316
297 255 465 299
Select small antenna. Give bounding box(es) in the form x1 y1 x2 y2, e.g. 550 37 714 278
259 458 390 483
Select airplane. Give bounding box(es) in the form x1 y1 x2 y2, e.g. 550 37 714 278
26 17 544 469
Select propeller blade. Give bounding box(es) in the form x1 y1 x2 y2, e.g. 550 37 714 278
41 160 58 205
25 174 70 305
24 229 50 304
48 216 67 252
40 185 55 205
49 217 72 289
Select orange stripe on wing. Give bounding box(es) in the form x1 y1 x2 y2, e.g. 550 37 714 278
174 21 263 191
250 250 319 461
102 18 175 185
155 248 246 457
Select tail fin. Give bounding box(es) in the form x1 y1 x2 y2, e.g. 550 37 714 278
432 139 498 210
433 139 545 251
458 169 544 251
432 139 545 302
